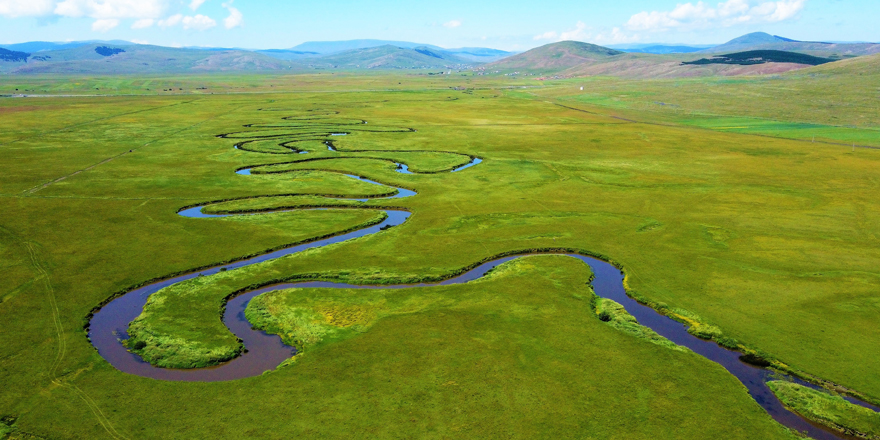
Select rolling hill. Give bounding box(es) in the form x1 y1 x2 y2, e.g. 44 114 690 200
793 52 880 77
704 32 880 57
482 35 863 79
486 41 623 73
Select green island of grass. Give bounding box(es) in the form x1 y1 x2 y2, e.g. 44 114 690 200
769 381 880 439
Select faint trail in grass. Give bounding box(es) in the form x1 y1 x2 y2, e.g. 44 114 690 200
23 150 134 195
140 98 239 148
0 99 195 148
24 242 128 440
23 98 238 195
0 195 194 200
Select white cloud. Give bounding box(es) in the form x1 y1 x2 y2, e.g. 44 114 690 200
158 12 215 30
534 31 558 41
591 27 641 45
182 13 215 30
0 0 55 17
532 21 641 46
54 0 168 19
443 19 461 28
158 13 182 27
627 11 680 31
131 38 148 44
91 18 118 31
533 22 589 42
626 0 806 31
131 18 153 28
189 0 206 10
222 1 241 29
768 0 804 20
559 21 588 40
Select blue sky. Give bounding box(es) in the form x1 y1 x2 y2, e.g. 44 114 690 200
0 0 877 50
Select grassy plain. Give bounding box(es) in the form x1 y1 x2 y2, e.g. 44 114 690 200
532 55 880 146
0 66 879 439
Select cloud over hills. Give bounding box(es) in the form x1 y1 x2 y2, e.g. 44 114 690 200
627 0 806 32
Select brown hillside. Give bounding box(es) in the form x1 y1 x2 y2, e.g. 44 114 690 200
487 40 622 72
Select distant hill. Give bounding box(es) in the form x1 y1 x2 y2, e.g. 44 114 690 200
290 39 444 54
0 43 288 74
705 32 880 57
441 47 513 62
255 49 321 61
284 40 511 62
609 43 716 54
486 41 623 73
621 45 708 54
707 32 790 51
0 40 133 53
683 50 834 66
299 45 473 70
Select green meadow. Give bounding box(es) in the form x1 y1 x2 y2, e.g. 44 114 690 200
1 69 879 438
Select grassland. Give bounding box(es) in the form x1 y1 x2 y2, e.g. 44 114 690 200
0 68 878 438
533 55 880 143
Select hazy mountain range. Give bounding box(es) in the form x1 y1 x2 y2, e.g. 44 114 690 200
1 33 877 77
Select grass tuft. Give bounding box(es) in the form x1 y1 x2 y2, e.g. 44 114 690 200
594 298 688 352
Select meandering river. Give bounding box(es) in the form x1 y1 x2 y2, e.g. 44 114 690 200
88 114 875 440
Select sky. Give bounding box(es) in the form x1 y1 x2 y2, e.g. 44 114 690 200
0 0 877 50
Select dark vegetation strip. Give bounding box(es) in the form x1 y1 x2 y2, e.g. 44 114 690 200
683 50 834 66
0 48 30 62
